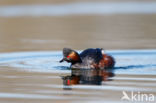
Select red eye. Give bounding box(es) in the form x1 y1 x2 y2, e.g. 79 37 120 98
67 80 70 85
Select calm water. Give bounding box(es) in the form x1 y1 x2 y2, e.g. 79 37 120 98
0 50 156 103
0 0 156 103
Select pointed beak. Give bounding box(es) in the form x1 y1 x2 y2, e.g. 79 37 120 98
59 58 65 63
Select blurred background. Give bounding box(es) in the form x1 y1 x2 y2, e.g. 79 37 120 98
0 1 156 103
0 0 156 52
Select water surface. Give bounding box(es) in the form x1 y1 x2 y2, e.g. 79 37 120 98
0 50 156 103
0 0 156 103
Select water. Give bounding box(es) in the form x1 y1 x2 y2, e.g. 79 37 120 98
0 0 156 103
0 50 156 103
1 2 156 17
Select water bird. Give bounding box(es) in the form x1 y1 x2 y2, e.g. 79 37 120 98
60 48 115 69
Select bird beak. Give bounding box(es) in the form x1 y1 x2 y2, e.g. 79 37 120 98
59 58 66 63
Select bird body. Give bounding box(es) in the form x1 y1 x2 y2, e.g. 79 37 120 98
60 48 115 69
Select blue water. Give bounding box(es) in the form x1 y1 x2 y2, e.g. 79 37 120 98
1 2 156 17
0 50 156 103
0 50 156 75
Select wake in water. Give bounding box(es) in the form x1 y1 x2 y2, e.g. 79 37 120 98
0 50 155 74
0 50 156 103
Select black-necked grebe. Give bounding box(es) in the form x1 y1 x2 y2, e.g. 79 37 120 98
60 48 115 69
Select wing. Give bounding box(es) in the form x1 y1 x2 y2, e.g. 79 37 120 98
80 48 103 64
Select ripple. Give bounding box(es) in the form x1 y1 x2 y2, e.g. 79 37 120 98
0 50 155 74
0 50 155 103
0 92 68 99
39 84 156 92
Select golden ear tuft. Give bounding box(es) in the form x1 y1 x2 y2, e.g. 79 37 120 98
68 51 81 62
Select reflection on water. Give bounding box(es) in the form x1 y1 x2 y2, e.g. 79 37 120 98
0 50 156 103
62 68 114 88
0 0 156 103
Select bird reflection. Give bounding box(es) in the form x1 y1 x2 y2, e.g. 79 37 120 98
62 68 114 89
